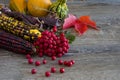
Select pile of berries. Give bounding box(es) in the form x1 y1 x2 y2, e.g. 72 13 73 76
26 27 74 77
26 54 75 77
34 27 69 57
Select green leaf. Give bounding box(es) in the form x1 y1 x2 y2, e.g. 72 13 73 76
35 46 39 49
65 32 76 44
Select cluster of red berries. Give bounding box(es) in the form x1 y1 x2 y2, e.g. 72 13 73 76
58 59 75 67
34 26 69 57
26 54 47 66
45 67 65 77
26 54 75 77
26 27 74 77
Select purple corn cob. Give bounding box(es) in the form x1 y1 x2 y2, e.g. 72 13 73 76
0 29 36 54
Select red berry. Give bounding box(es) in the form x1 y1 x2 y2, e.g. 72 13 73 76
26 54 31 59
28 58 33 64
48 53 52 57
31 69 37 74
56 40 61 44
38 53 43 57
58 44 63 47
57 48 63 53
35 61 40 66
63 47 67 52
51 56 56 60
43 43 48 48
61 50 65 54
39 38 44 43
66 45 70 49
52 41 56 45
43 59 47 64
60 68 65 73
49 40 52 44
63 42 68 47
51 50 56 54
64 48 68 53
53 46 57 49
36 49 40 53
33 42 39 46
45 71 51 77
39 44 43 48
53 36 57 40
50 37 53 41
60 37 66 42
44 49 48 54
48 32 51 37
70 60 75 64
49 44 53 48
51 67 56 73
43 36 49 40
50 32 55 36
57 53 63 58
60 33 65 37
58 60 63 65
42 30 49 35
39 49 43 53
47 49 52 53
67 61 73 67
52 26 57 32
64 61 68 65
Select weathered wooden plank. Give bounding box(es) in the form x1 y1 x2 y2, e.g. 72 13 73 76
0 1 120 80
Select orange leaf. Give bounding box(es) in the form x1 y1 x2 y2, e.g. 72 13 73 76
79 16 98 30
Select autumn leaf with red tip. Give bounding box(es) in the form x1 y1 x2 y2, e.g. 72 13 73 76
63 14 99 35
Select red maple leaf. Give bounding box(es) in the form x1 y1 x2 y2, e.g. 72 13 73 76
74 20 88 35
63 14 99 35
79 16 98 30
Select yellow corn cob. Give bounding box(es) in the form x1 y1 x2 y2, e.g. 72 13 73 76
0 13 41 42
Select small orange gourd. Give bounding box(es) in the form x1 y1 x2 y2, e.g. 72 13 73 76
9 0 27 14
27 0 52 17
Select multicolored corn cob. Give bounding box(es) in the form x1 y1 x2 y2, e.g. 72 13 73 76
0 13 41 42
0 29 36 54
